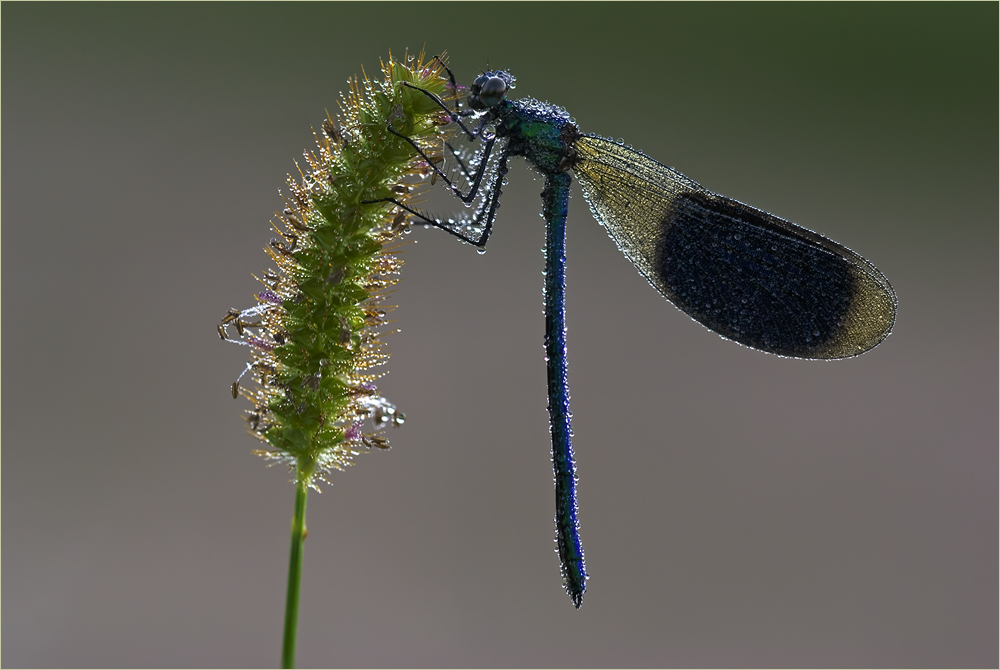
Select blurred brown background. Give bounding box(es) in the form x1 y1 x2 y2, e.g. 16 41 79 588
3 3 996 667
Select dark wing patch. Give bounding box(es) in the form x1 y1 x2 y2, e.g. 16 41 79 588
573 135 896 359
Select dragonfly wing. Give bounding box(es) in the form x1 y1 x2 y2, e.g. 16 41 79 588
573 134 896 359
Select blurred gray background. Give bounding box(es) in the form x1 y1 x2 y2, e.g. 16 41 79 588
3 3 996 667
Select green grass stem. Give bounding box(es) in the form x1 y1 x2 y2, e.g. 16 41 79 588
282 478 308 668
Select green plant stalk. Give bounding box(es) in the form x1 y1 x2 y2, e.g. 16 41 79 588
220 50 453 667
282 477 308 669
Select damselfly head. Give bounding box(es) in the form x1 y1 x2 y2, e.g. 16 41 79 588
468 70 514 110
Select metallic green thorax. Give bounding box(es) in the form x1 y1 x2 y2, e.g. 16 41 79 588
495 98 581 175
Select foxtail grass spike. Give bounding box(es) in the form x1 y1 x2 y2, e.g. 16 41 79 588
220 49 454 668
219 50 453 488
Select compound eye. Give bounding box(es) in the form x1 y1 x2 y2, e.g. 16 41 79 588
477 76 508 108
470 73 489 96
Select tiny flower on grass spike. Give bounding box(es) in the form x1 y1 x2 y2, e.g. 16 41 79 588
219 50 452 489
217 51 454 668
